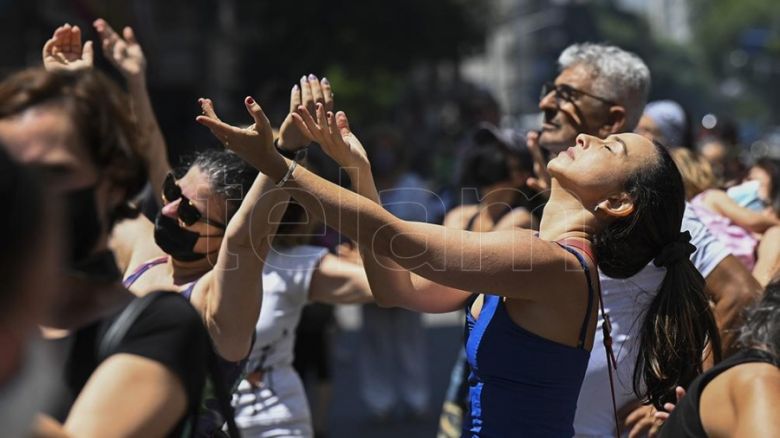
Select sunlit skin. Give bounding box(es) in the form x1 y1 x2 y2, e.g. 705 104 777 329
547 132 656 209
159 168 227 261
538 64 626 154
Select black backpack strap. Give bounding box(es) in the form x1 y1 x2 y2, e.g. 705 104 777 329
98 291 242 438
98 291 166 361
206 343 242 438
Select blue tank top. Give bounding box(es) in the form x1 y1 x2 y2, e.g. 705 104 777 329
463 244 596 437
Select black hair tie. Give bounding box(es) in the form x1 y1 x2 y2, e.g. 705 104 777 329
653 230 695 267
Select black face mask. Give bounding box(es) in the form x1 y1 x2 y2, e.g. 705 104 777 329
64 186 103 268
154 213 221 262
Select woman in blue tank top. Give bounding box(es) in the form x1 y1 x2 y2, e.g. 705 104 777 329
198 101 721 437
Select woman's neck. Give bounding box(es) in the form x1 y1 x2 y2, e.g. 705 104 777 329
538 179 598 242
168 252 217 285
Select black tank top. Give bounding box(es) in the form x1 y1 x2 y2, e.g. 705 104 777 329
659 349 778 437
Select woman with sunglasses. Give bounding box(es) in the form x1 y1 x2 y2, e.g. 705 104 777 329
87 21 295 435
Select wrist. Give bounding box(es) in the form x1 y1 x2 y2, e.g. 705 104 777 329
274 137 308 158
126 74 148 91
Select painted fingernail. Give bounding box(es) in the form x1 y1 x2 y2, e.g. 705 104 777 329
321 77 329 84
247 96 255 104
308 73 317 81
292 84 299 91
301 75 307 82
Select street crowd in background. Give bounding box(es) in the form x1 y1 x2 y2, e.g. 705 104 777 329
0 16 779 438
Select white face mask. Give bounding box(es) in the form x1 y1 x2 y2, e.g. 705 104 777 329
0 337 58 437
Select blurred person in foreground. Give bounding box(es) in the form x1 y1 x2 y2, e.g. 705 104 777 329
655 277 780 437
0 147 60 437
529 42 761 437
0 25 210 437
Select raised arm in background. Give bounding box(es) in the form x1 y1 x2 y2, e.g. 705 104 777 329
188 97 290 361
293 104 472 312
93 19 171 199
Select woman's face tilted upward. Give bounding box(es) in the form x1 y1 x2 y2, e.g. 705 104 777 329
547 132 659 210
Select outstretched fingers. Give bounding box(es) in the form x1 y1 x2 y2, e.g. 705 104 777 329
309 74 324 106
289 84 301 114
123 26 137 45
335 111 351 137
82 40 94 64
291 113 316 142
244 96 270 132
70 25 82 54
321 77 334 111
296 105 325 142
195 98 235 141
198 98 220 120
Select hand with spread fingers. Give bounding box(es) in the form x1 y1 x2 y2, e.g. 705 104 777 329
292 104 368 169
277 74 335 152
196 96 275 171
42 23 94 73
93 18 146 80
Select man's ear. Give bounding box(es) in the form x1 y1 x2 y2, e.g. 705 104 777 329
598 105 627 138
595 192 634 218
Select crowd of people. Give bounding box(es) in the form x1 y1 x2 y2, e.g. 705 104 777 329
0 18 778 438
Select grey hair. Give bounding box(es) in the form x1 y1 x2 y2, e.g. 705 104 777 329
558 43 651 130
737 279 780 363
178 149 259 221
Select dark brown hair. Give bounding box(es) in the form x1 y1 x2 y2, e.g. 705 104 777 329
0 68 146 206
594 141 721 409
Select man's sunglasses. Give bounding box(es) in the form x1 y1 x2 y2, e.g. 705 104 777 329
162 173 227 229
540 82 616 106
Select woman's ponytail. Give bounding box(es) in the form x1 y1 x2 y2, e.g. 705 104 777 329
595 142 722 410
632 232 721 409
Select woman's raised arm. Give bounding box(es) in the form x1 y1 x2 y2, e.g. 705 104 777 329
196 99 581 303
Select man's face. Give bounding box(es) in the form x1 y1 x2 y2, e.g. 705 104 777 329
538 64 613 155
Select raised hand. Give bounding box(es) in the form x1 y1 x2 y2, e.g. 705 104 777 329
42 24 94 73
292 104 368 169
93 19 146 79
277 74 335 151
195 96 275 171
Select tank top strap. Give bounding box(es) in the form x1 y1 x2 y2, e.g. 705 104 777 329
554 241 596 350
181 278 199 301
122 256 169 288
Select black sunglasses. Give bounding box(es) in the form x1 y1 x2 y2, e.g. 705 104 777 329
162 173 227 229
541 82 617 106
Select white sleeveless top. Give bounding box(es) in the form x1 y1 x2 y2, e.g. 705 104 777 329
234 245 328 436
574 204 730 437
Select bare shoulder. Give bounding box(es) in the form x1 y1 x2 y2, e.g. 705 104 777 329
728 361 780 389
